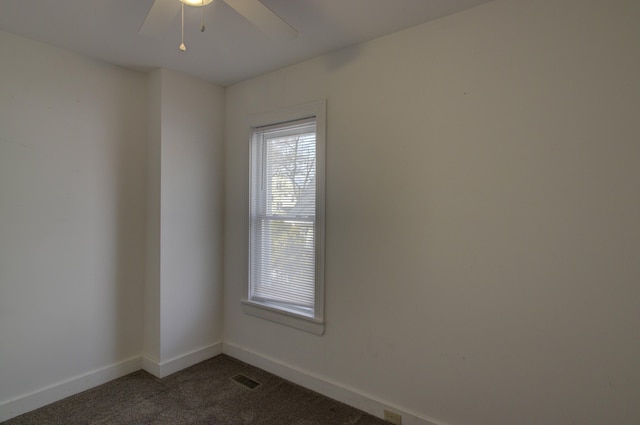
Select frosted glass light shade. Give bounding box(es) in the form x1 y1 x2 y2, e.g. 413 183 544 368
180 0 213 6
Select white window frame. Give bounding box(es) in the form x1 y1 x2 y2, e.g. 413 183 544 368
242 100 326 335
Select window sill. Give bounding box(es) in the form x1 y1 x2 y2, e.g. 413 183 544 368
241 300 325 335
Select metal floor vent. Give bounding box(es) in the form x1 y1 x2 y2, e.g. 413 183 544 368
231 373 262 390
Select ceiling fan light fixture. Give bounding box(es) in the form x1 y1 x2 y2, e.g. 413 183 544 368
180 0 213 6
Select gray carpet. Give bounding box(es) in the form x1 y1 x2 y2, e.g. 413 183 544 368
4 355 389 425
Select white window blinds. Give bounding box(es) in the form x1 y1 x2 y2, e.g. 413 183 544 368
249 118 318 317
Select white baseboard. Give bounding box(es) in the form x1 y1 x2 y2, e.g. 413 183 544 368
2 342 442 425
222 341 445 425
142 341 223 378
1 342 223 422
0 356 142 423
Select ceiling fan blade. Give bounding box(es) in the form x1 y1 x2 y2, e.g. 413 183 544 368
224 0 297 39
139 0 181 37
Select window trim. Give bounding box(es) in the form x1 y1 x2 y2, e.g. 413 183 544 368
243 100 326 335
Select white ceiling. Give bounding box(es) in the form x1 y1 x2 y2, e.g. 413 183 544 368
0 0 494 86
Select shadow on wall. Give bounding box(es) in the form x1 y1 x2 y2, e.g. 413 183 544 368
110 77 147 363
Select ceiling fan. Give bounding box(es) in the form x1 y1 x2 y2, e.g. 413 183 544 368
140 0 297 50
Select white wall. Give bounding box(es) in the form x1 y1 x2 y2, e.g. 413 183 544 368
144 69 225 374
223 1 640 424
0 32 225 419
2 0 639 423
0 29 147 411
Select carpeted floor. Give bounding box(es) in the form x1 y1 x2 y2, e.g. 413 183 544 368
4 355 389 425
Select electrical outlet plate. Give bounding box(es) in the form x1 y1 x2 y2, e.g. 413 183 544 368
384 409 402 425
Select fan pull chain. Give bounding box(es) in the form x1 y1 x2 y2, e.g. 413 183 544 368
179 1 187 51
200 0 206 32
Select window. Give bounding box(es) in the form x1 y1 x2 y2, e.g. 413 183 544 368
242 101 326 335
